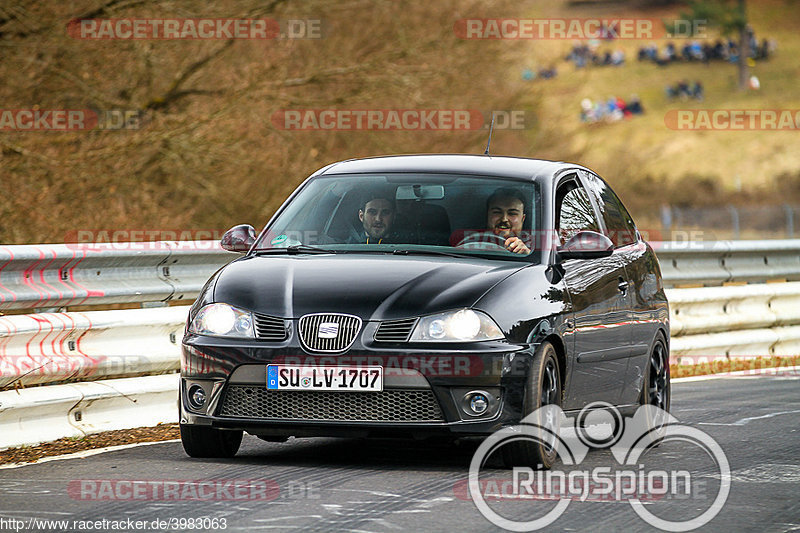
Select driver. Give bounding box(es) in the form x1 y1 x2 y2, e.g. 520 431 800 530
485 187 531 254
357 191 397 244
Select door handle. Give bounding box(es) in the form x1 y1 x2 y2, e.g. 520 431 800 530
617 278 629 294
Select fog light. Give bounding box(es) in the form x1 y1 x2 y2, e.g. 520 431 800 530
188 385 206 409
469 393 489 415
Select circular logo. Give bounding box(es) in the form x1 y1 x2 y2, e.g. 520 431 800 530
467 403 731 532
301 377 312 387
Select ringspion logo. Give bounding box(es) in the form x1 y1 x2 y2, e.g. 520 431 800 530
467 403 730 531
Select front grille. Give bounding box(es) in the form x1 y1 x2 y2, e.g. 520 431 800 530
253 313 288 341
298 313 361 353
219 386 444 422
374 317 417 342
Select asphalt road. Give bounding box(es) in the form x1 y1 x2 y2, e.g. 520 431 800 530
1 374 798 533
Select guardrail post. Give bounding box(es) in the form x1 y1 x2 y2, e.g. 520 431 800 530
728 206 740 239
785 205 795 238
661 204 672 234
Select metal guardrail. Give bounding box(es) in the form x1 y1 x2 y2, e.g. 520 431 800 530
655 239 800 286
0 306 186 389
1 240 798 312
1 240 798 313
0 241 233 311
0 374 178 451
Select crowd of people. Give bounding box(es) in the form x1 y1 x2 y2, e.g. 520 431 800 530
580 96 644 124
529 23 776 127
637 29 775 66
521 66 558 81
565 42 626 68
665 80 704 101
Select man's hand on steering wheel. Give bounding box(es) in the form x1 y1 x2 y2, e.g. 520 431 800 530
504 236 530 254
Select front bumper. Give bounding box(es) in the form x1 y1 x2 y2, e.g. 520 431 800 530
180 334 535 438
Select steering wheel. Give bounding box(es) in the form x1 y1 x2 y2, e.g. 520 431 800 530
455 231 508 251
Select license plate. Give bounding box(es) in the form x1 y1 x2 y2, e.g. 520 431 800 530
267 365 383 392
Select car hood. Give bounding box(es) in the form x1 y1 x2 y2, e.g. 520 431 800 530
212 254 524 320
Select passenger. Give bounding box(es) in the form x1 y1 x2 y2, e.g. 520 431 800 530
357 192 397 244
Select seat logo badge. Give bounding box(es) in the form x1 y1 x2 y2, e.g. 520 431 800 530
318 322 340 339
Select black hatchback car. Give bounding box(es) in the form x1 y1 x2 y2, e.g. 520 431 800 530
180 154 670 468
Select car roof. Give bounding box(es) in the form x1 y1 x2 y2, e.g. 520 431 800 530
318 154 586 181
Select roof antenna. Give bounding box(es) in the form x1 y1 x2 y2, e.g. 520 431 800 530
483 113 495 155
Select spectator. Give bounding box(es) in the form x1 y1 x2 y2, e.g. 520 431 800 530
606 97 623 121
691 81 704 101
677 80 690 99
538 65 557 79
665 42 677 62
702 42 712 64
689 40 704 61
681 42 693 62
580 98 594 122
616 96 630 117
758 38 770 60
628 95 644 115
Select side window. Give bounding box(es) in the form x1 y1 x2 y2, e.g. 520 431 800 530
556 179 601 244
583 173 637 247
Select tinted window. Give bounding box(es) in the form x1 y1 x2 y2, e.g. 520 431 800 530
556 179 601 244
583 173 637 247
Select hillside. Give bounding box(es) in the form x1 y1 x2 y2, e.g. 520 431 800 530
511 0 800 225
1 0 798 243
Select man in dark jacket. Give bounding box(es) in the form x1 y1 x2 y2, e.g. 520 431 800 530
357 191 397 244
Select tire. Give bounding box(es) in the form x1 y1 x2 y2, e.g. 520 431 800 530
502 341 562 470
639 332 671 437
180 424 243 458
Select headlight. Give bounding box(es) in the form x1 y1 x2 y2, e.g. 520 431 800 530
189 303 254 338
409 309 504 342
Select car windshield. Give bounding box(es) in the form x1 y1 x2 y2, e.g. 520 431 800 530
253 173 541 262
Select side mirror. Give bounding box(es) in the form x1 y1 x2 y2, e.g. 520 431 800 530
220 224 256 253
557 231 614 261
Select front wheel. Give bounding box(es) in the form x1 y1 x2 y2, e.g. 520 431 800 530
502 341 562 469
180 424 243 458
640 332 671 436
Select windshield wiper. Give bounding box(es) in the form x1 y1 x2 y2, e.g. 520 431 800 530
253 245 340 255
391 249 470 258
